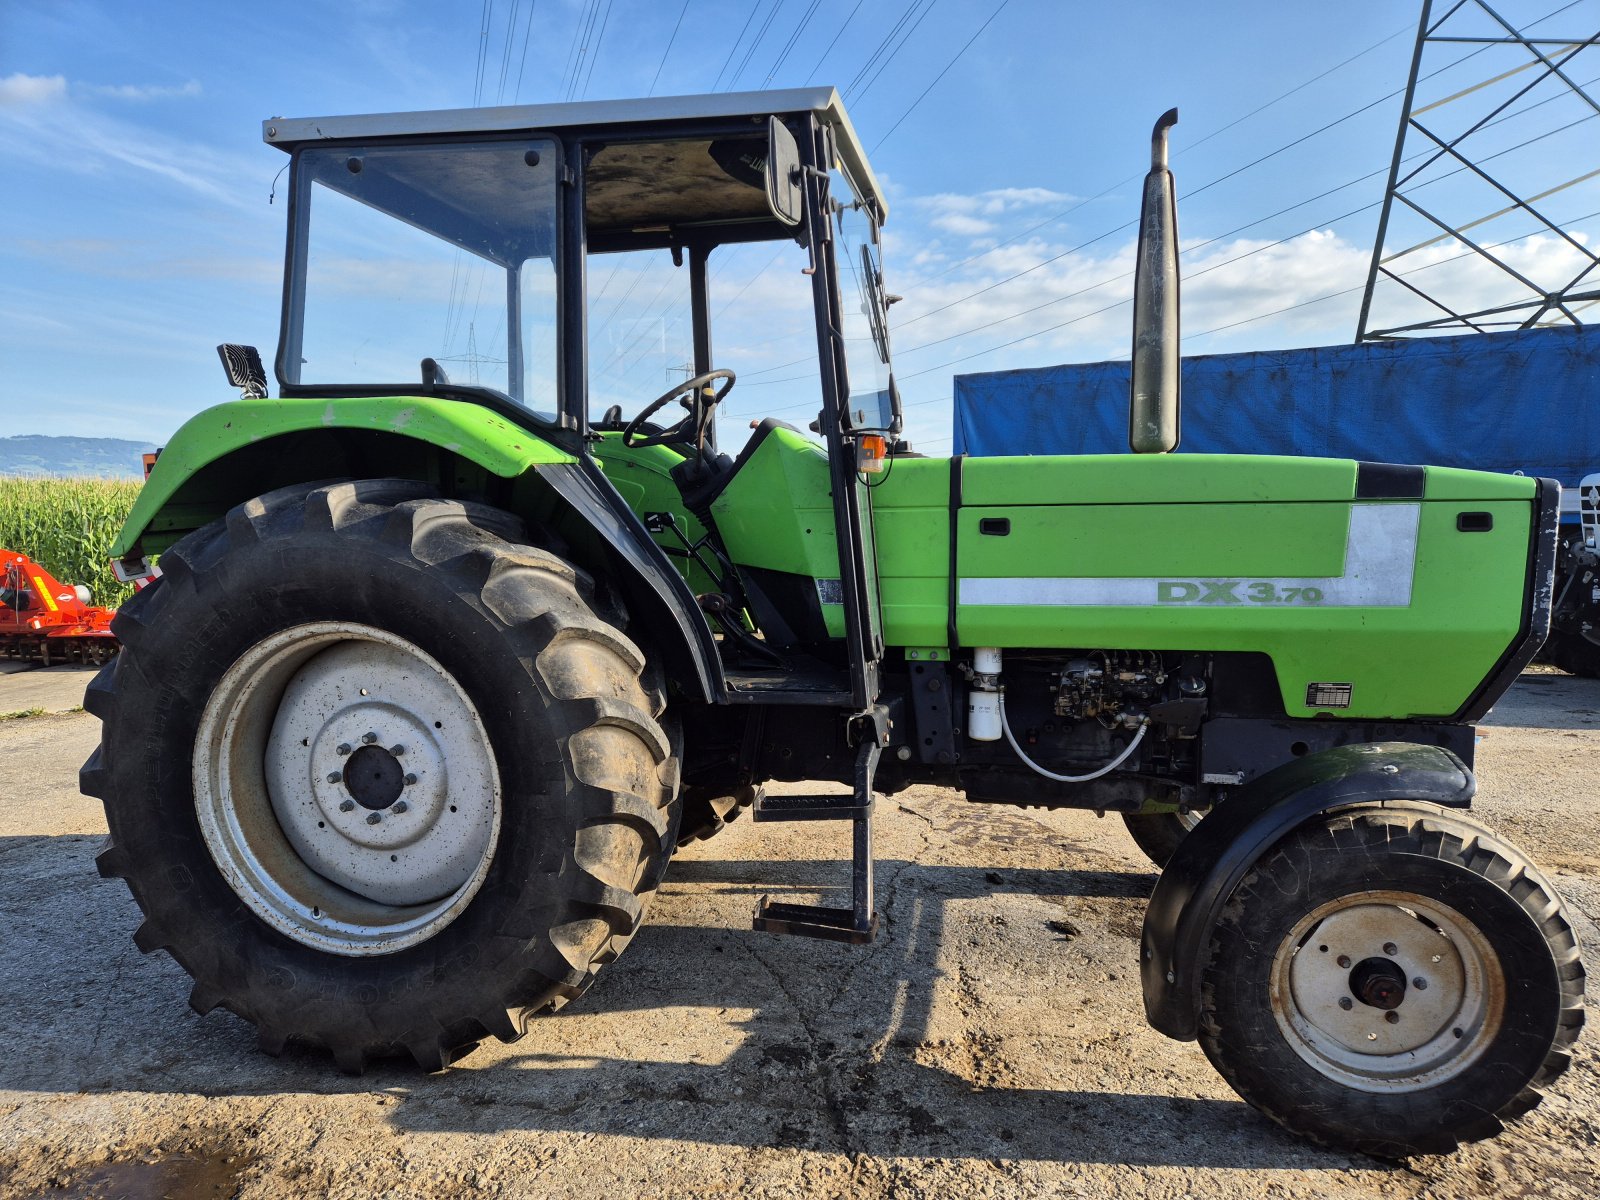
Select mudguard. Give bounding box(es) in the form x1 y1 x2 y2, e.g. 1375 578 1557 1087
111 397 724 702
1140 740 1475 1041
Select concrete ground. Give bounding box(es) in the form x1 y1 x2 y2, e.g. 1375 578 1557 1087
0 659 94 716
0 666 1597 1198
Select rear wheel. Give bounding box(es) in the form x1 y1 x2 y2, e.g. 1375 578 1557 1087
1544 630 1600 678
1122 808 1203 869
1198 804 1584 1157
83 480 680 1072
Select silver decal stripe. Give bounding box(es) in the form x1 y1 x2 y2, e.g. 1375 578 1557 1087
959 503 1421 609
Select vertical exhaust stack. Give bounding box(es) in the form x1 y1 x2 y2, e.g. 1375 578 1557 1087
1129 108 1181 454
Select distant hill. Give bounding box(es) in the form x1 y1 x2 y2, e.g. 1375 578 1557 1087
0 436 156 478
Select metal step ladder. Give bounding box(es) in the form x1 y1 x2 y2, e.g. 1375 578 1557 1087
750 711 883 945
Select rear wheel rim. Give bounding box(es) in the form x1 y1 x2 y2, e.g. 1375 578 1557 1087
193 622 501 957
1269 889 1504 1093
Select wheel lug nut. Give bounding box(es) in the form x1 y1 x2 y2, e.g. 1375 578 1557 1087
392 800 409 814
339 799 355 812
366 812 381 825
1336 955 1351 968
336 743 352 756
1385 1011 1400 1024
362 732 378 745
326 772 342 784
390 744 405 756
1413 977 1428 990
404 773 418 786
1338 996 1353 1011
1382 942 1398 956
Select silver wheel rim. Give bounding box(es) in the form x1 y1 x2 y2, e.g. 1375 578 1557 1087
1269 889 1504 1093
194 622 501 956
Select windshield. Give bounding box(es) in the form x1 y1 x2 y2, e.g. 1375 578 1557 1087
285 139 559 417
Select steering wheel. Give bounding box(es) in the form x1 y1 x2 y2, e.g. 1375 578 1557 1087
621 369 737 450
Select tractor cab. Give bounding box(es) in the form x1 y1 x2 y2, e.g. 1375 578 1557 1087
266 87 896 707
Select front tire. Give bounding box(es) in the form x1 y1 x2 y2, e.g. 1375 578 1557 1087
1199 803 1584 1157
83 480 680 1072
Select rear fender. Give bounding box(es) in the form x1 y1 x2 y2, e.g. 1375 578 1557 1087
1140 740 1475 1041
115 397 723 702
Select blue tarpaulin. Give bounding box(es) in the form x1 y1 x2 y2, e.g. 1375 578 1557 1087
951 325 1600 489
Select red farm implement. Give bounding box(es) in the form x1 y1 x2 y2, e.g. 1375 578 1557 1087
1 549 119 666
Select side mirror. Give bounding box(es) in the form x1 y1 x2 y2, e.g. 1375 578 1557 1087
765 116 803 227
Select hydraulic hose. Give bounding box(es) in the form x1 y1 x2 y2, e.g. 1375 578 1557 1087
997 690 1150 783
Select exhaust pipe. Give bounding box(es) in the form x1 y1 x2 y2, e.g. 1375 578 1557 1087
1129 108 1180 454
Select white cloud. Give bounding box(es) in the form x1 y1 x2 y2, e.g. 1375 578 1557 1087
931 212 995 237
87 80 203 102
0 73 260 210
0 73 66 106
912 185 1079 240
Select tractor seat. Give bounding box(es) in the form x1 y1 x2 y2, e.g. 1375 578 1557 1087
676 417 804 515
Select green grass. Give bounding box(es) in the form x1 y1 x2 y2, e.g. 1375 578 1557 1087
0 476 143 609
0 707 47 721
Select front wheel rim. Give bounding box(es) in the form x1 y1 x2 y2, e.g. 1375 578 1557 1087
194 622 502 957
1269 889 1505 1093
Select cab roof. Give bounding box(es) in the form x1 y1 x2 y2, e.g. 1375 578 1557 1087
263 86 886 221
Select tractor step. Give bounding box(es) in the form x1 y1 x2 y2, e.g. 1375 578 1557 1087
752 899 879 944
723 662 853 706
752 714 883 944
752 792 870 821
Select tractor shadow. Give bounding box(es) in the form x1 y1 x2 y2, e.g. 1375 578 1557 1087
0 835 1353 1171
1479 668 1600 729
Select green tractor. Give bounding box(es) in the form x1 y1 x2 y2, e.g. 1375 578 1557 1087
85 89 1583 1157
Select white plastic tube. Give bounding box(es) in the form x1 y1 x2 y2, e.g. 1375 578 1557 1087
998 691 1149 783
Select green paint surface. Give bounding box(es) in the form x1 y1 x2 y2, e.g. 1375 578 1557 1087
114 397 574 557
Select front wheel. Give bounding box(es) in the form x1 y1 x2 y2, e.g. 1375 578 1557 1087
84 480 680 1072
1199 804 1584 1157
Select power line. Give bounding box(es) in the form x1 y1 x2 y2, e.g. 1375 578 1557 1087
472 0 494 106
649 0 693 97
728 0 788 91
851 0 940 102
888 107 1598 378
901 18 1520 297
739 69 1599 384
805 0 865 83
494 0 521 102
842 0 931 99
711 3 763 91
764 0 822 85
870 0 1009 151
512 0 539 102
577 0 615 100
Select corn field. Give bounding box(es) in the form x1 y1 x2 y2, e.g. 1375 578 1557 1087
0 476 143 609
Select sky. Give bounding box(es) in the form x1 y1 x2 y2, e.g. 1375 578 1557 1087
3 0 1597 454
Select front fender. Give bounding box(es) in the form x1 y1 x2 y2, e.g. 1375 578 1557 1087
1140 740 1475 1041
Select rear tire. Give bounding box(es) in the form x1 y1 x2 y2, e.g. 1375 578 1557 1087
1544 630 1600 678
83 480 680 1072
1122 809 1203 869
1198 803 1583 1157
